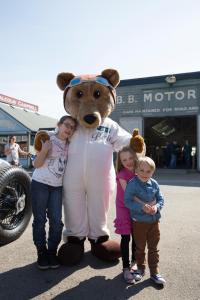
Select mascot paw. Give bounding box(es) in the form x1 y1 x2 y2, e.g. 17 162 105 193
34 130 50 151
58 242 84 266
90 237 121 262
130 128 145 154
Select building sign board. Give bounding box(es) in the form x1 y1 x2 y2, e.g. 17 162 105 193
0 94 38 112
114 86 200 117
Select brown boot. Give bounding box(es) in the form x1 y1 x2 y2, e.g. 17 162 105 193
89 236 121 262
58 236 85 266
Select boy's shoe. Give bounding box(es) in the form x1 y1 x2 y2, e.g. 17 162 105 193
150 274 166 285
130 261 137 273
132 269 145 281
37 249 49 270
123 268 135 284
48 251 60 269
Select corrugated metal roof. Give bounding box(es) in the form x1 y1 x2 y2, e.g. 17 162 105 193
119 70 200 87
0 102 57 132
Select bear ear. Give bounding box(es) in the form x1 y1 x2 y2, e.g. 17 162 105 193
57 72 75 91
101 69 120 88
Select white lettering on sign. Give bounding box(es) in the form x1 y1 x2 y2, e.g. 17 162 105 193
188 90 196 99
144 93 152 102
143 89 197 102
163 108 172 112
163 91 174 100
155 93 164 101
175 91 184 100
0 93 38 112
116 96 123 104
128 95 137 103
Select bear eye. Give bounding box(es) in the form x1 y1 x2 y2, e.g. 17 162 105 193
93 90 101 99
76 90 83 98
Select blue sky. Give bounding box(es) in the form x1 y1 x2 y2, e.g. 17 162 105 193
1 0 200 119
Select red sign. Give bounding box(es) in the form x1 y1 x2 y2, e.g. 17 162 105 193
0 93 39 112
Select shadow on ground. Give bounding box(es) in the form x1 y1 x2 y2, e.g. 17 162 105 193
0 251 162 300
52 276 163 300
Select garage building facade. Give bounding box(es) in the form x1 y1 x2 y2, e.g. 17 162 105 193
111 71 200 171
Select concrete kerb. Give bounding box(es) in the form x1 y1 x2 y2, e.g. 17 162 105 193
26 167 200 187
154 168 200 187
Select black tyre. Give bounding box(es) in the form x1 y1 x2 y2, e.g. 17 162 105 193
0 166 32 245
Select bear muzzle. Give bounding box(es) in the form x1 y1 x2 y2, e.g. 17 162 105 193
79 111 101 128
84 114 97 124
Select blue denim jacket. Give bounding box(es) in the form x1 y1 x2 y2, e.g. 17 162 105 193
124 176 164 223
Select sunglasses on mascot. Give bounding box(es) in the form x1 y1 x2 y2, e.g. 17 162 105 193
68 76 114 88
63 76 116 103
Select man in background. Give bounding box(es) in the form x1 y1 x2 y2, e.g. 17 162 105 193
4 135 29 166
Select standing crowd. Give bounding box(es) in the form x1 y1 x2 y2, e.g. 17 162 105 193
152 140 193 169
164 140 192 169
5 116 166 287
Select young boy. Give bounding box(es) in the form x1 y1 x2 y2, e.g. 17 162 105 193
124 156 166 285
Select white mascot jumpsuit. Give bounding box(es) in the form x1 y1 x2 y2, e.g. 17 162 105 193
63 117 131 241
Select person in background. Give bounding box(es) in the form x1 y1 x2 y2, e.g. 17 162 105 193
114 146 138 284
31 115 77 270
164 141 171 168
124 156 166 286
182 140 192 169
169 141 179 169
4 135 30 166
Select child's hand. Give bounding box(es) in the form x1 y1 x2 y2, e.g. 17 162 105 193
149 205 158 215
143 204 152 214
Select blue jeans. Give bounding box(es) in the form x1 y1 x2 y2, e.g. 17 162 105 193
169 154 177 168
31 180 63 251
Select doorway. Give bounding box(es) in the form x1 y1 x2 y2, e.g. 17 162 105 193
144 116 197 169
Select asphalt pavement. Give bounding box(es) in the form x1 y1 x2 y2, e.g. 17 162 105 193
0 169 200 300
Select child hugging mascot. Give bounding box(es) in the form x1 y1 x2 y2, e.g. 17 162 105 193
55 68 145 265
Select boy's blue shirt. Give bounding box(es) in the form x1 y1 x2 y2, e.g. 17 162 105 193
124 175 164 223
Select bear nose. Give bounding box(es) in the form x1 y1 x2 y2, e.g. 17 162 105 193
84 114 97 124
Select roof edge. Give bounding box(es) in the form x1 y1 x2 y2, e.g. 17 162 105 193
119 71 200 86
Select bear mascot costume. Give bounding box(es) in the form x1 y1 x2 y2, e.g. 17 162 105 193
52 69 145 265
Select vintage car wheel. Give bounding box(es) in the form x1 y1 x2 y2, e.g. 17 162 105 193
0 165 32 245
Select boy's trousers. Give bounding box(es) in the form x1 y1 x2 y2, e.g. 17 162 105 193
132 220 160 275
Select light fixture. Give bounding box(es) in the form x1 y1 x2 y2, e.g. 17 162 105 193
165 75 176 85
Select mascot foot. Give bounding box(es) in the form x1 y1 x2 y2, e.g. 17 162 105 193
58 236 85 266
89 235 121 262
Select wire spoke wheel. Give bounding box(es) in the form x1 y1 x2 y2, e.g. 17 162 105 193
0 184 25 230
0 165 32 245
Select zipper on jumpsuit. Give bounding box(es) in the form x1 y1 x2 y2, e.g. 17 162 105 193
83 129 89 189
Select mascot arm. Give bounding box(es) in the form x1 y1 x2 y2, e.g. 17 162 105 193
33 130 51 168
130 129 145 155
112 129 132 152
34 130 50 152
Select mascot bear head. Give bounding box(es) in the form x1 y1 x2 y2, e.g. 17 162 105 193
56 69 119 129
34 69 144 154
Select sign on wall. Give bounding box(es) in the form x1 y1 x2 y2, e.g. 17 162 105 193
114 86 200 117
